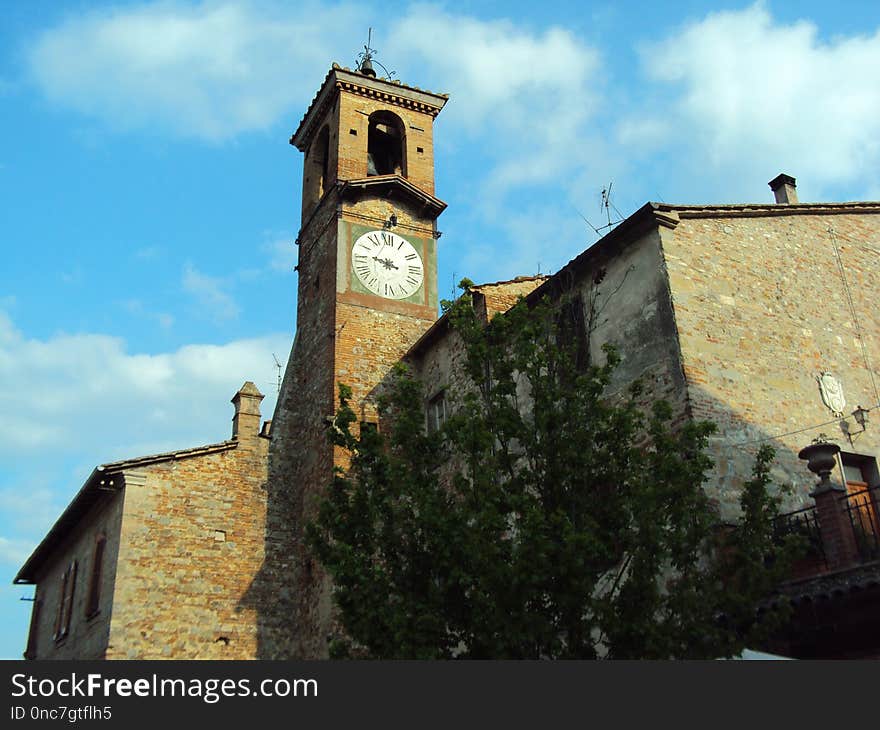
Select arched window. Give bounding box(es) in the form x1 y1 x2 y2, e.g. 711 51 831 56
367 111 405 177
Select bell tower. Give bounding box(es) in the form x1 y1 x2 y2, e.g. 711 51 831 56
265 60 448 658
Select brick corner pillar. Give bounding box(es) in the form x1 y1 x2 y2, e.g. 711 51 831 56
800 440 859 570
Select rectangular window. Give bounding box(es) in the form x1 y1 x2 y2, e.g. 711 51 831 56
427 391 447 435
86 536 106 618
53 560 77 642
841 452 879 493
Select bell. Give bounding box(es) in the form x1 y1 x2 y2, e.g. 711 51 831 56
359 57 376 77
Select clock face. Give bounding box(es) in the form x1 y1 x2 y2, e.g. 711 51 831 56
352 230 424 300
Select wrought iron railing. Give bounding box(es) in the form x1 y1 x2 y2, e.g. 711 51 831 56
773 504 826 572
775 486 880 579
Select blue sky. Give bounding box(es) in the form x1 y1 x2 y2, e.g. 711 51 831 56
2 0 879 659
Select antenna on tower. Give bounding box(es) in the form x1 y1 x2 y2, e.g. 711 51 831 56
272 354 282 395
356 28 396 80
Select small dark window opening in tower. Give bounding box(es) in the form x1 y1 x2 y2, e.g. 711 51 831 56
312 125 331 198
367 111 405 177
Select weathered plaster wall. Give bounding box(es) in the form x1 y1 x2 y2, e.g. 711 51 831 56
27 493 124 660
662 208 880 517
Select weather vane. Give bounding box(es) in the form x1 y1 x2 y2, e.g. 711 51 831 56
356 27 396 80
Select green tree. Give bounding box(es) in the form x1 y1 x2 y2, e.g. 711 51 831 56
306 287 799 659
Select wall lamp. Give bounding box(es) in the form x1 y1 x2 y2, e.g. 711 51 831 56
841 405 869 446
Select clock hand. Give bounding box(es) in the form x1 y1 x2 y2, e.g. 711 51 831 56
372 256 399 270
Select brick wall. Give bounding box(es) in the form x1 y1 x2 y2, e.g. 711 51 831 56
108 435 269 659
335 90 437 195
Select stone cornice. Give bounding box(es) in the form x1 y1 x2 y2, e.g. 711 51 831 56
660 201 880 219
291 65 449 151
338 175 447 220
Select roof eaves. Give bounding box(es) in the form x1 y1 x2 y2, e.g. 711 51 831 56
291 65 449 151
99 440 237 471
525 202 674 305
658 201 880 218
14 468 117 585
13 440 237 584
339 176 447 217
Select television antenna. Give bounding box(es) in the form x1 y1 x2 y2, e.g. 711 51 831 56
574 182 625 236
598 182 624 232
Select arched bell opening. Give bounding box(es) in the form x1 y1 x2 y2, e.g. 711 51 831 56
367 111 406 177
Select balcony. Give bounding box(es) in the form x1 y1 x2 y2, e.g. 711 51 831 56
776 485 880 576
770 485 880 658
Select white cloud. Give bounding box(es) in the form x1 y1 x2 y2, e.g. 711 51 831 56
0 484 58 540
0 309 286 459
122 299 175 329
26 1 605 206
263 234 296 273
182 264 239 322
27 0 367 141
628 2 880 199
386 7 603 201
0 537 32 567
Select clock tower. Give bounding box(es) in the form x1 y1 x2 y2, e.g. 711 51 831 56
264 61 448 658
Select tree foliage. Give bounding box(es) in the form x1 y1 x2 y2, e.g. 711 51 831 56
306 287 799 658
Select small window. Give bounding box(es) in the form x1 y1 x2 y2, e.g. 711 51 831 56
53 560 78 641
86 535 106 618
427 391 447 435
841 453 879 493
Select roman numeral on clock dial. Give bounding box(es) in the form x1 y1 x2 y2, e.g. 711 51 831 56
352 230 425 300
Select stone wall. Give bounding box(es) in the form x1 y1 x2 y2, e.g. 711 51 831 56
662 207 880 517
411 236 687 438
108 435 269 659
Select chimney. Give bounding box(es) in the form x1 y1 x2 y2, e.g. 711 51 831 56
768 173 798 204
231 381 264 440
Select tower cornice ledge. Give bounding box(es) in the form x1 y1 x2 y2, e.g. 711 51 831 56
291 65 449 151
339 175 447 220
